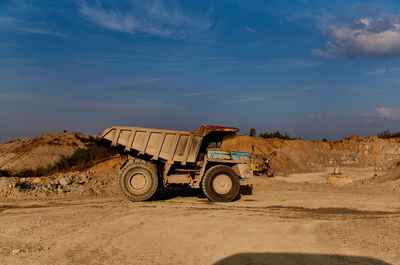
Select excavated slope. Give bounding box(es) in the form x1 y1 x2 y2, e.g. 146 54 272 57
221 135 400 174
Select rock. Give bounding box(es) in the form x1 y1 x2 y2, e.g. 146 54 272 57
36 245 44 252
32 177 41 183
11 249 22 255
7 178 18 189
59 177 72 186
78 174 88 184
47 183 57 190
326 174 353 186
87 188 96 196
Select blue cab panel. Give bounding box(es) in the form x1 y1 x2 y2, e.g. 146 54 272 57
208 150 250 161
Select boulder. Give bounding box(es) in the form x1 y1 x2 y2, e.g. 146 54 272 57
59 177 72 186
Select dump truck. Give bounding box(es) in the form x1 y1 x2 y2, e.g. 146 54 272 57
98 125 253 202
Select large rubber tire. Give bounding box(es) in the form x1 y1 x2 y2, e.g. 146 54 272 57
118 162 158 202
202 165 240 202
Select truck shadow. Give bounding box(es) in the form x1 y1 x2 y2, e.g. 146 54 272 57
213 253 391 265
150 185 252 201
151 185 204 201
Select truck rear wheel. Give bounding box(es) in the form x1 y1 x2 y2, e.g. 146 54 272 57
202 165 240 202
118 162 158 202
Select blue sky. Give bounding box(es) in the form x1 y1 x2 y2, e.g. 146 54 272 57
1 0 400 141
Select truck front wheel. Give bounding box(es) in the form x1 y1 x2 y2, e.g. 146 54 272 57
202 165 240 202
119 162 158 202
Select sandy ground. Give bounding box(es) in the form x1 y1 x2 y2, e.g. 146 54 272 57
0 168 399 265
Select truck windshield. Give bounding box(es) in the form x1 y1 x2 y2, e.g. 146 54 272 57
207 140 222 148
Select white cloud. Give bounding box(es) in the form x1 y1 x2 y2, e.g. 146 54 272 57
261 58 322 70
168 91 210 98
139 77 171 83
117 77 171 91
244 26 256 33
364 67 400 75
307 113 336 119
0 16 67 37
0 42 17 48
384 78 400 83
79 1 212 38
314 107 400 121
0 93 176 112
315 17 400 58
361 107 400 120
223 95 268 104
376 107 400 119
278 58 321 69
79 6 137 34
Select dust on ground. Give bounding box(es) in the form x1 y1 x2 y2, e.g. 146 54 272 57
0 170 399 265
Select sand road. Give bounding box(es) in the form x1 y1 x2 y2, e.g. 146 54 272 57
0 171 399 265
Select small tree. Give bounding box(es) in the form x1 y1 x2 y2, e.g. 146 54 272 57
249 128 256 137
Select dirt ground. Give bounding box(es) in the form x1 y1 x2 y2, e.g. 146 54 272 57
1 167 399 265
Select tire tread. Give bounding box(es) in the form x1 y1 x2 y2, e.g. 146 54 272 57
201 165 240 202
118 162 158 202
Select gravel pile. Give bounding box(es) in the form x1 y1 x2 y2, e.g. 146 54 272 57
0 169 119 200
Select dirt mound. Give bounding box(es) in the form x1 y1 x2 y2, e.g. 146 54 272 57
363 166 400 185
0 132 87 172
340 135 365 142
326 175 353 186
0 156 125 200
339 135 387 143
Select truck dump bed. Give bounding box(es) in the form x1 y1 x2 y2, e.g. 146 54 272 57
98 125 239 165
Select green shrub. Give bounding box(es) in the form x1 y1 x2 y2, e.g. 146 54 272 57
51 141 116 172
377 130 400 139
259 130 296 140
74 133 95 143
